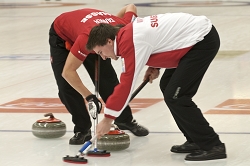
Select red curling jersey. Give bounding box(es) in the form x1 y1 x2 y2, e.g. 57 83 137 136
104 13 212 119
53 8 137 61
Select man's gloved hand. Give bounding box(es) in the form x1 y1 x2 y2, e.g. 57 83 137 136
86 94 102 119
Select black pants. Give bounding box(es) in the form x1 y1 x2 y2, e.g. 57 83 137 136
49 23 133 133
159 26 222 151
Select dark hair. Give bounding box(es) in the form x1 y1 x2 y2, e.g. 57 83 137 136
86 23 121 51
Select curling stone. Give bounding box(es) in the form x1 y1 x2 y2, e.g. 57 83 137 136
32 113 66 138
97 125 130 151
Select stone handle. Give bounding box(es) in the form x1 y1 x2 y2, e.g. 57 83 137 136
44 113 55 119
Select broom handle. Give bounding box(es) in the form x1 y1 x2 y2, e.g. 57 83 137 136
93 55 100 149
130 77 150 101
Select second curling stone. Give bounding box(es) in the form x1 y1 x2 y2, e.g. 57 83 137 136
97 125 130 151
32 113 66 138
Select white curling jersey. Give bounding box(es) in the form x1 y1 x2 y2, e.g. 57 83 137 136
104 13 212 119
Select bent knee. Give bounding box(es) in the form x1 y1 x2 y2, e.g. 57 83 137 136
164 94 194 107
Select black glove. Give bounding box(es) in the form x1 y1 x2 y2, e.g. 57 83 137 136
86 94 102 118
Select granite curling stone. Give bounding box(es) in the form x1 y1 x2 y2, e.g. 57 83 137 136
32 113 66 138
97 125 130 151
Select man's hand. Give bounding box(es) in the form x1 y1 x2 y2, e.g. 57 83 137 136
86 94 102 118
143 67 160 83
96 117 113 139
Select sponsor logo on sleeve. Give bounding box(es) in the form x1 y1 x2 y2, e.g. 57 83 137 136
78 50 87 57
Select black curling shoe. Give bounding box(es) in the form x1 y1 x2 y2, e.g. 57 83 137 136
69 130 92 145
114 119 149 136
185 143 227 161
171 141 200 153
